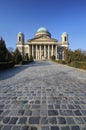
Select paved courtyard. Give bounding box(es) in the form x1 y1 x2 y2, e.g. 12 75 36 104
0 61 86 130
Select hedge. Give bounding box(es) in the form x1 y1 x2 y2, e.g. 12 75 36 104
70 61 86 70
0 61 14 70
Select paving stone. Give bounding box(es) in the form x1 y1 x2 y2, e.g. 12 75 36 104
66 117 75 124
18 117 27 124
2 110 10 116
82 127 86 130
61 104 67 109
2 125 12 130
12 126 21 130
24 105 30 109
3 117 10 123
41 117 48 124
48 117 57 124
21 100 28 104
42 100 46 104
58 117 66 124
9 117 18 124
41 126 49 130
68 105 75 109
74 101 80 104
66 110 74 116
71 126 80 130
83 117 86 123
74 110 82 116
81 110 86 115
59 110 67 116
74 105 81 109
31 127 37 130
29 117 40 124
18 110 25 115
0 105 4 109
32 105 40 109
25 110 32 116
61 126 70 130
0 110 3 115
0 116 3 122
75 117 84 124
51 126 59 130
41 110 47 116
32 110 40 116
41 105 47 110
0 125 3 130
48 110 58 116
21 126 29 130
35 100 40 104
48 105 53 109
55 104 60 109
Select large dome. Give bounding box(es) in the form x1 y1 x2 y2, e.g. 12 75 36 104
35 27 51 37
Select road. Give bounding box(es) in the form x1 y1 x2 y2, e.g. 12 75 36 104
0 61 86 130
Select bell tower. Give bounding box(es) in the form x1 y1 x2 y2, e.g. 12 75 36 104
61 32 68 45
17 32 24 56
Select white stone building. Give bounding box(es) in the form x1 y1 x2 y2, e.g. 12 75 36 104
17 27 69 60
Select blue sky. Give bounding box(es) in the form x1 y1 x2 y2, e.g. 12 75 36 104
0 0 86 50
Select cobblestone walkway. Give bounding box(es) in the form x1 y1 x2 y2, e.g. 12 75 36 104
0 61 86 130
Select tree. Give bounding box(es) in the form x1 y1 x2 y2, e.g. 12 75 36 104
64 48 73 64
14 48 22 64
8 47 14 53
0 37 13 62
64 48 86 64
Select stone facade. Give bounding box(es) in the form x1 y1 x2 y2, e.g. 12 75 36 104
17 27 69 60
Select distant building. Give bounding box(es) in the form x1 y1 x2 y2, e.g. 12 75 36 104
17 27 69 60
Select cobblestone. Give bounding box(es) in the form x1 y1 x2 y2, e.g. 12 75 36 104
0 61 86 130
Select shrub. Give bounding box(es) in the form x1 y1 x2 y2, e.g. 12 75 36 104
56 60 66 64
70 61 86 70
51 55 56 60
29 55 33 61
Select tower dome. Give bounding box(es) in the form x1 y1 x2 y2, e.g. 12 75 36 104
62 32 68 35
35 27 51 37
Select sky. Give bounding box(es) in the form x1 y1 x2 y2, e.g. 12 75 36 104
0 0 86 51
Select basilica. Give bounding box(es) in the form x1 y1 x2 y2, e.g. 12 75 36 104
17 27 69 60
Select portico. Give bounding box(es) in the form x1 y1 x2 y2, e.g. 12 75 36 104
29 44 56 60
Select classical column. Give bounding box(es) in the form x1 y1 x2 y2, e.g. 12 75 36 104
36 45 37 60
40 45 41 60
29 45 31 58
55 45 57 60
52 44 54 56
48 45 50 59
44 45 46 59
32 45 34 58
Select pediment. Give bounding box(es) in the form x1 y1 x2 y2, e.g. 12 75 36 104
28 36 58 42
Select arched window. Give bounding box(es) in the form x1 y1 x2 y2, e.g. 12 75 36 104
64 37 67 41
19 36 21 42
